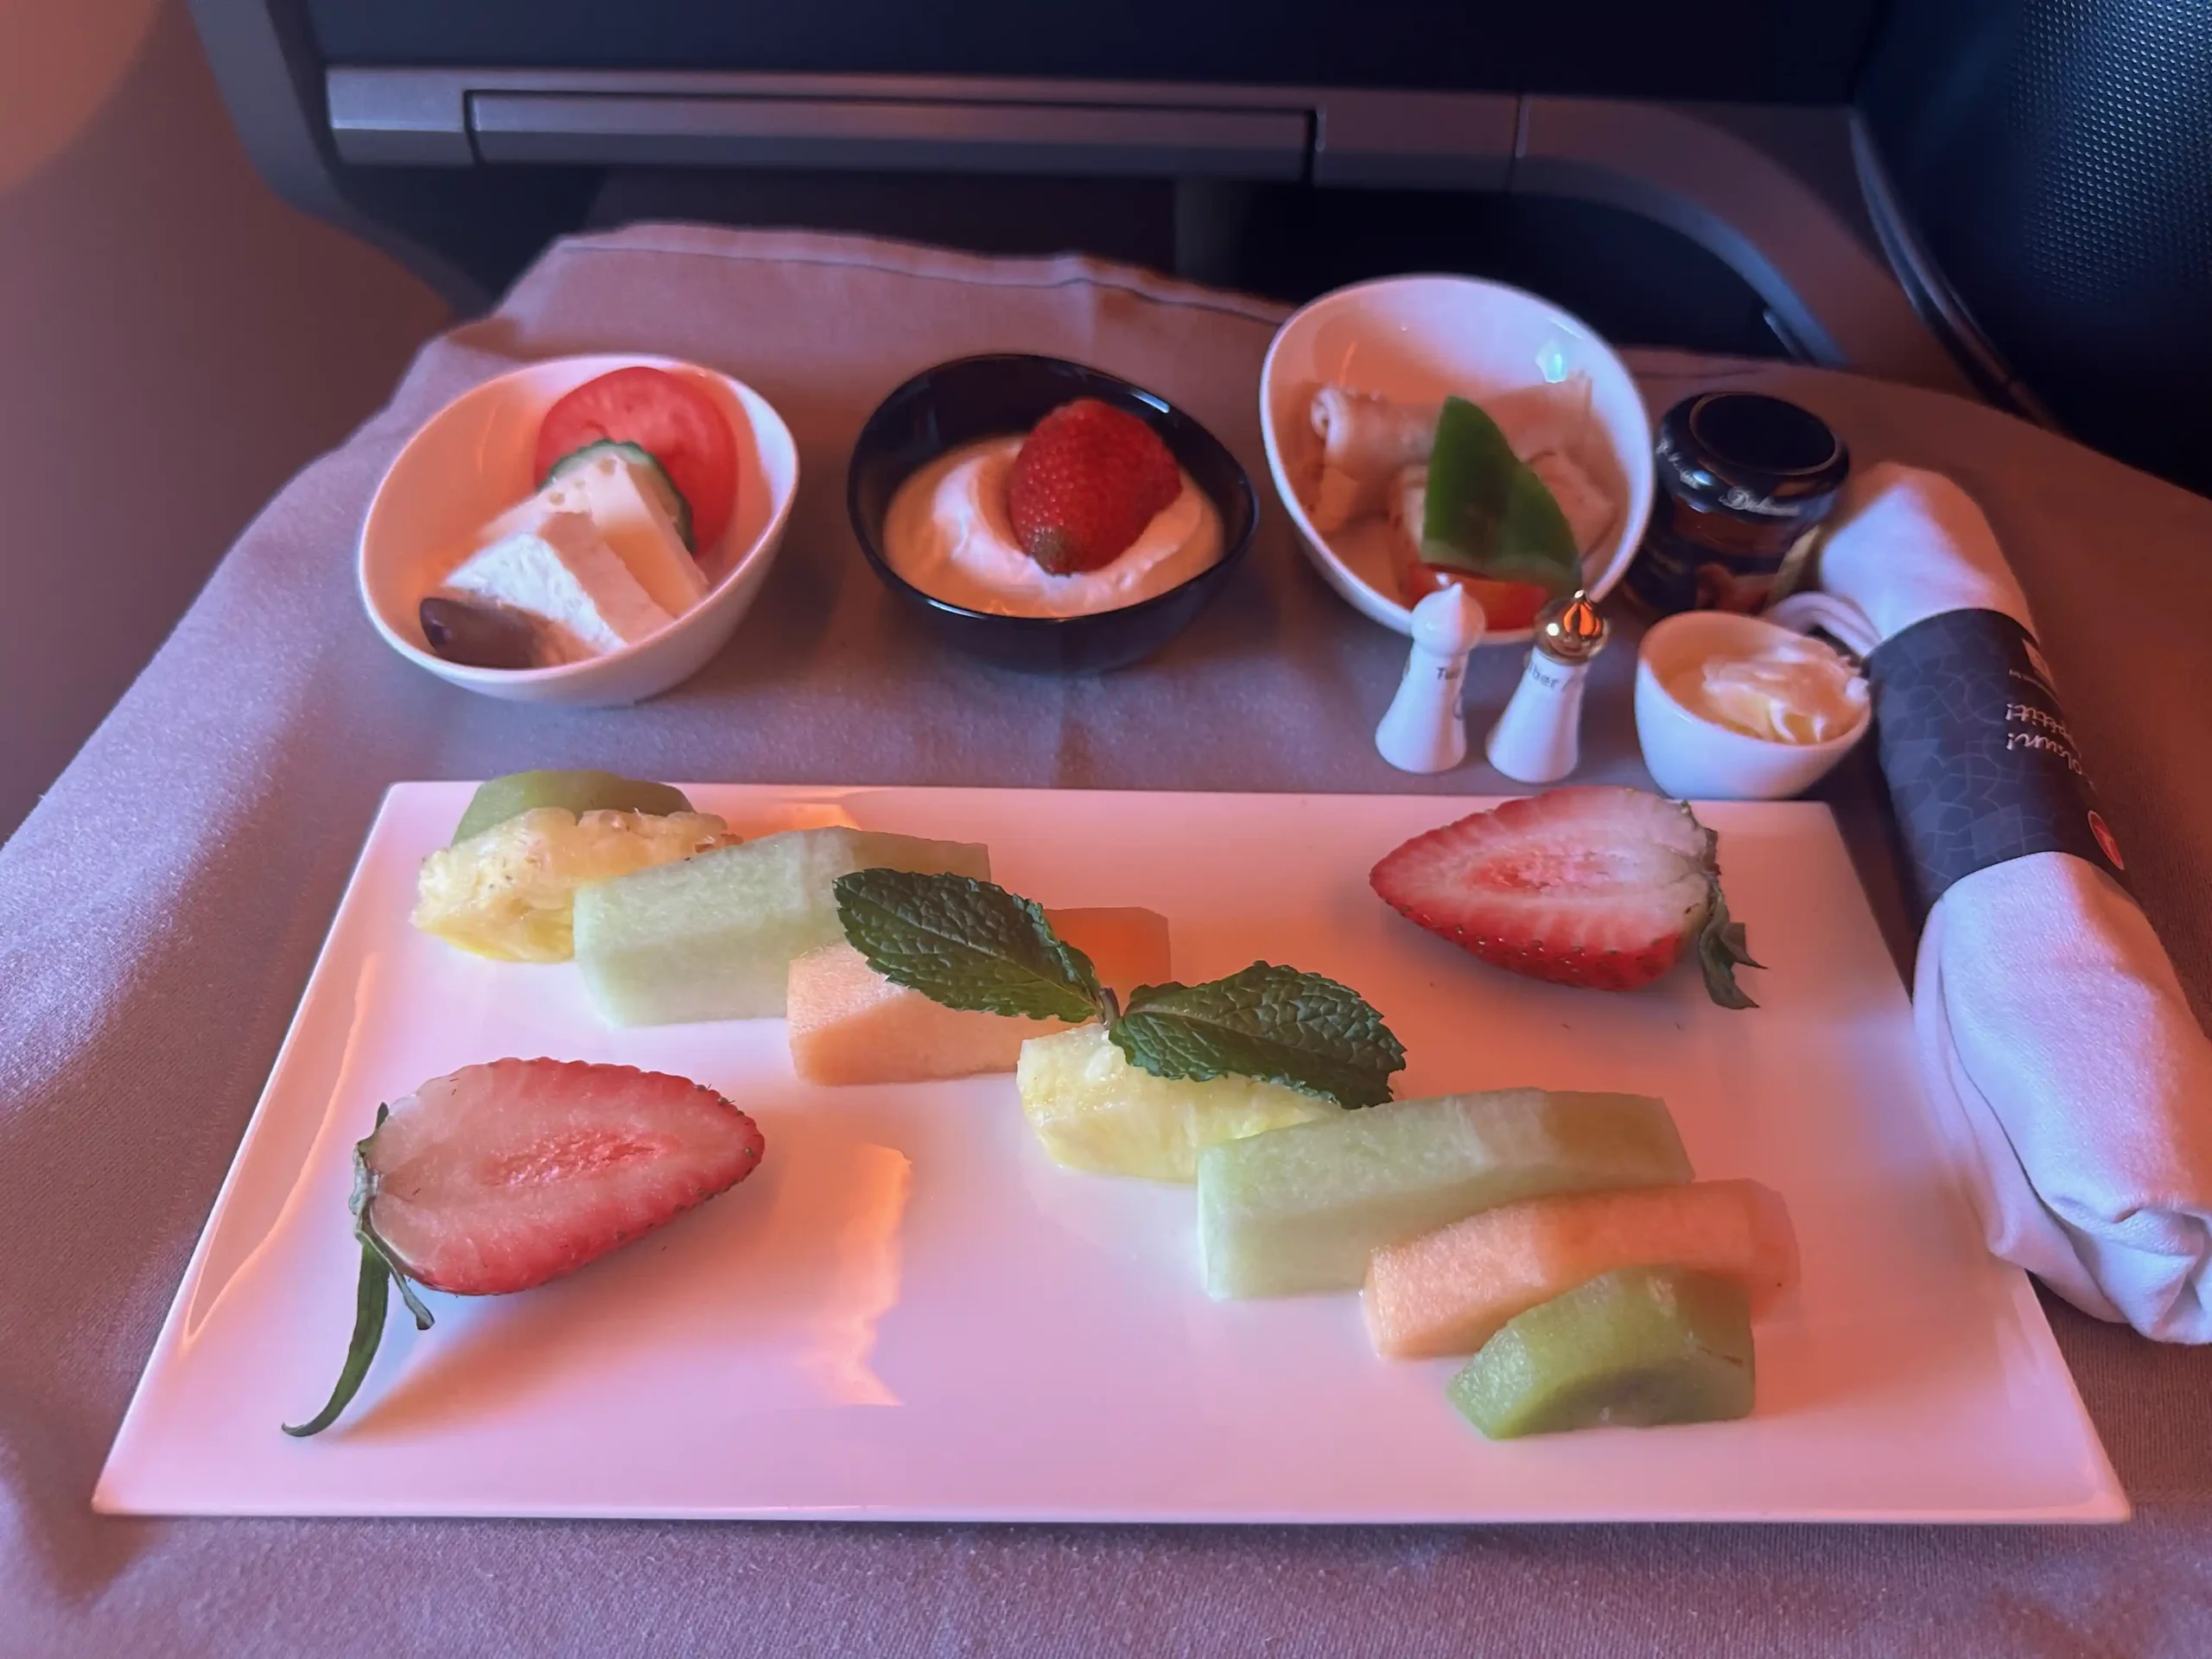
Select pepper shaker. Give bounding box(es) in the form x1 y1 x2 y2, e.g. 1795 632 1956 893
1484 593 1608 784
1376 586 1486 773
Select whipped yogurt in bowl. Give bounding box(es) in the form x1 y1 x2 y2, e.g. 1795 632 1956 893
1634 610 1872 799
848 354 1256 675
881 437 1224 620
1669 632 1868 745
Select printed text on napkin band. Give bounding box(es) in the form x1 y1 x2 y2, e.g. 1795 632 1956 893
1866 608 2128 914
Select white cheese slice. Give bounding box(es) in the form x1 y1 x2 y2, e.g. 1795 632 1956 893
442 512 674 660
486 453 709 620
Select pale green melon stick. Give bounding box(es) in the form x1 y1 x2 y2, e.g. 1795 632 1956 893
574 827 989 1025
1197 1089 1694 1299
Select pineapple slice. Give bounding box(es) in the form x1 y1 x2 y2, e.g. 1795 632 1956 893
413 806 733 963
1015 1022 1338 1182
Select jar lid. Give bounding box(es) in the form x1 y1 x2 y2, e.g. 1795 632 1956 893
1656 392 1850 522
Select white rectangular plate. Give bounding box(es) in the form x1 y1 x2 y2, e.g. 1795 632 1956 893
98 785 2124 1523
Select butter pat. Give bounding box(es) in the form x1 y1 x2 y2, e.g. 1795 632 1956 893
442 512 673 660
486 452 708 619
1672 634 1867 745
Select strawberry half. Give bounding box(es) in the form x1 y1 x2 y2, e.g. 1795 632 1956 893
1370 787 1761 1007
284 1058 764 1436
1006 397 1183 575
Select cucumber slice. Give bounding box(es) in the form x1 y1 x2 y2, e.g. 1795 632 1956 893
543 439 696 551
452 770 694 844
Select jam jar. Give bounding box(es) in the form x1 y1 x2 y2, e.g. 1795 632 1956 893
1624 392 1850 617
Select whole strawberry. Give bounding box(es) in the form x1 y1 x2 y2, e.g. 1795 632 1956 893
1370 787 1761 1007
1007 398 1183 575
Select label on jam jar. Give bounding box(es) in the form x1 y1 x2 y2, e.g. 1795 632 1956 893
1866 608 2130 912
1624 511 1819 617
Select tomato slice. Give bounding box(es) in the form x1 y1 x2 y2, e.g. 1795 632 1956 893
1396 560 1550 630
533 367 738 552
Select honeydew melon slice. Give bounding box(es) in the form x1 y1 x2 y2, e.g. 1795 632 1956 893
1196 1090 1694 1300
573 828 989 1026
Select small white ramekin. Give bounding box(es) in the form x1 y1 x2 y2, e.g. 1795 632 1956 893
359 353 798 706
1635 610 1871 799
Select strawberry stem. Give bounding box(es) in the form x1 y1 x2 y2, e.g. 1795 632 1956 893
283 1242 394 1436
1694 879 1764 1010
281 1103 435 1437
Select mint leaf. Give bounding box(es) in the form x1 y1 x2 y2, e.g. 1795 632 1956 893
834 868 1106 1023
1109 963 1406 1109
1421 395 1581 593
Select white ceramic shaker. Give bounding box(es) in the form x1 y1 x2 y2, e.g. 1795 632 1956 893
1484 593 1609 784
1375 585 1487 773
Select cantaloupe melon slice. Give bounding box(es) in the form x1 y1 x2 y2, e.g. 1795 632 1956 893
1363 1179 1797 1359
787 906 1171 1085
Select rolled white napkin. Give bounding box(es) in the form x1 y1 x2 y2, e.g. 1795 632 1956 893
1821 461 2212 1341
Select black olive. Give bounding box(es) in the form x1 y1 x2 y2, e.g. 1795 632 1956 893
419 595 548 671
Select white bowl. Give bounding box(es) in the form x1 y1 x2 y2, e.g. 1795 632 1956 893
1260 274 1656 646
359 353 799 705
1635 611 1871 800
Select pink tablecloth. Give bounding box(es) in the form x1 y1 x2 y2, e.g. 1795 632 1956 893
4 226 2210 1657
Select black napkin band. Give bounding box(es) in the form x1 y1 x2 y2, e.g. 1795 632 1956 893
1866 607 2131 913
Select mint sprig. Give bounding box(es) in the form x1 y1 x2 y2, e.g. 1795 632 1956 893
834 869 1106 1022
833 870 1405 1108
1111 963 1405 1109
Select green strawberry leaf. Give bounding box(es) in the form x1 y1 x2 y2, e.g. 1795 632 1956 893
1694 880 1763 1010
834 868 1107 1023
283 1105 435 1438
1421 395 1582 593
1109 963 1406 1109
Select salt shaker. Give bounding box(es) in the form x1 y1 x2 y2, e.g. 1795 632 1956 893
1375 585 1486 772
1484 593 1608 784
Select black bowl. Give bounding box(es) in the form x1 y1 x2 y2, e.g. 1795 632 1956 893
847 354 1257 674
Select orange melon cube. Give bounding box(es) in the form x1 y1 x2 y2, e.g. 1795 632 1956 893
787 906 1170 1086
1363 1179 1798 1359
